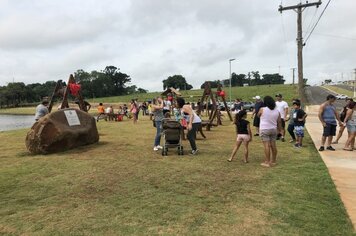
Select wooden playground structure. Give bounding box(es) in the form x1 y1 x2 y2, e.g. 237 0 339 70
48 74 88 113
197 82 233 131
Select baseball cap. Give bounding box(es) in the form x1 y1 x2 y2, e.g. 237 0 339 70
275 93 282 97
253 95 261 100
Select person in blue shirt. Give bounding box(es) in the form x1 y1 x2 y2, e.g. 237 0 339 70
318 94 342 151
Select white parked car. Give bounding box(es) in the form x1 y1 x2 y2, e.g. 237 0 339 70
336 94 349 100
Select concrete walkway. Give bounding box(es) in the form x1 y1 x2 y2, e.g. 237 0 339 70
305 105 356 230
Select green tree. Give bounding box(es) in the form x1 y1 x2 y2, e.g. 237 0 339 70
324 79 332 84
163 75 192 90
200 80 222 89
262 74 285 85
137 88 148 93
251 71 261 85
230 73 246 87
103 66 131 96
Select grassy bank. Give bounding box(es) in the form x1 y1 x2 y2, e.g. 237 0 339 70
91 84 298 104
0 84 298 115
323 85 353 98
0 113 355 235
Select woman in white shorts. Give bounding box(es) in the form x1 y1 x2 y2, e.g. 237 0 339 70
343 101 356 151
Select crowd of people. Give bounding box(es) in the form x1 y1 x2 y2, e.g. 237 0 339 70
34 90 355 165
228 93 356 167
318 95 355 151
92 92 355 166
228 94 306 167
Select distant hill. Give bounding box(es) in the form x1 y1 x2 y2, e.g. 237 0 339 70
90 84 298 104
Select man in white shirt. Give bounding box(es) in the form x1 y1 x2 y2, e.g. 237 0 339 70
35 99 49 121
275 94 289 142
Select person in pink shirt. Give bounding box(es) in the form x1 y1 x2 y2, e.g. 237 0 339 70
258 96 282 167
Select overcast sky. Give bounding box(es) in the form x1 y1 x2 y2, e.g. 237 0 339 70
0 0 355 91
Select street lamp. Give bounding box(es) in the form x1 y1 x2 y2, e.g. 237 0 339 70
229 58 236 103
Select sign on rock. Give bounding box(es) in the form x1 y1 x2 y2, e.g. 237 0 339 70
64 110 81 126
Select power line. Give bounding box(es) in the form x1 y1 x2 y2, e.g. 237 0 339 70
303 7 318 38
280 14 292 66
305 32 356 41
304 0 332 44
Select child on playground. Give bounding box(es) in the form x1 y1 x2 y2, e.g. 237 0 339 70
292 100 307 148
228 110 252 163
96 103 105 122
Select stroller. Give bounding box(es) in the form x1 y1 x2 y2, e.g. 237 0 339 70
161 118 184 156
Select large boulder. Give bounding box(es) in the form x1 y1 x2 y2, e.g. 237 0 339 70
26 108 99 154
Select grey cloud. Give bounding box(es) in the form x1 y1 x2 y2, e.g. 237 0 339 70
0 0 355 89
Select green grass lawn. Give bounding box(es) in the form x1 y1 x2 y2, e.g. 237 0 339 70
0 84 298 115
0 113 355 235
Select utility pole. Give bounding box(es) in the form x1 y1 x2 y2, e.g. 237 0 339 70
291 67 296 85
279 1 322 103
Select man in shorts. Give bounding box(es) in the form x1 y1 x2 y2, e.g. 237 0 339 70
318 94 342 151
275 94 289 142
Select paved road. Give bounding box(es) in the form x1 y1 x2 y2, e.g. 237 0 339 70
305 86 345 110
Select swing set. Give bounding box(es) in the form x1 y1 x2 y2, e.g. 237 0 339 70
48 74 88 113
197 82 233 131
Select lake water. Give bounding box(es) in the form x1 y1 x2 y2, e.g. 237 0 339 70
0 115 35 132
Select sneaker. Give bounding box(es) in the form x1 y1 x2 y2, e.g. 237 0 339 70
294 143 301 148
153 146 159 151
326 146 336 151
281 137 285 142
191 149 199 155
156 145 163 150
319 146 325 151
254 134 259 136
289 139 296 143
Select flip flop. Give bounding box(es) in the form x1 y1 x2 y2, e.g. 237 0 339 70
260 163 270 167
343 148 353 151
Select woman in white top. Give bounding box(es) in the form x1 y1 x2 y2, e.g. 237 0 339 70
258 96 282 167
176 97 201 155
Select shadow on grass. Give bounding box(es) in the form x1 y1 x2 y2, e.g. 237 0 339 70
16 141 110 158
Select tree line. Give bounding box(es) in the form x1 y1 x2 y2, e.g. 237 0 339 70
0 66 146 108
0 68 286 108
200 71 285 88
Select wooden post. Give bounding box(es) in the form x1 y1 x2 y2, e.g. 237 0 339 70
48 80 62 113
